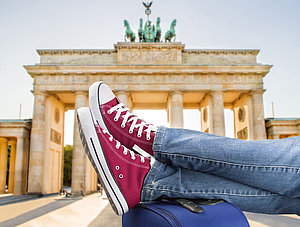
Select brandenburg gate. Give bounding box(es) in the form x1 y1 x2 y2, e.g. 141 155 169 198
23 42 272 195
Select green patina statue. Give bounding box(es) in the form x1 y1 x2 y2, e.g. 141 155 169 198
123 2 177 43
138 18 144 42
154 17 161 42
124 20 136 42
165 19 177 42
143 20 155 42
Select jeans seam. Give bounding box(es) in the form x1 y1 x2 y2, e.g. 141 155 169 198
141 161 165 201
153 126 166 153
158 152 300 171
142 187 278 197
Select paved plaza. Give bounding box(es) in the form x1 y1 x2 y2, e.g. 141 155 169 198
0 193 299 226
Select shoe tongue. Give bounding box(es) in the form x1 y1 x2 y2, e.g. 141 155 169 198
107 98 144 124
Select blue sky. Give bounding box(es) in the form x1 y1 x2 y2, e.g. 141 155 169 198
0 0 299 144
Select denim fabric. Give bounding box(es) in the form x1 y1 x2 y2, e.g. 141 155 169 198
141 126 300 215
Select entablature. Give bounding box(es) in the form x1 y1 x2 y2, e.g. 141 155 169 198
24 64 272 77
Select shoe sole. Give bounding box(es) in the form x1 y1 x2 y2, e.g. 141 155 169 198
89 81 110 132
77 107 129 215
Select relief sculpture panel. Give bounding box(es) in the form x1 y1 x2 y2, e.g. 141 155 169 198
118 49 181 64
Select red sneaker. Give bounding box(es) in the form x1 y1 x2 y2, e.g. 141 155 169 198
89 81 156 157
77 107 151 215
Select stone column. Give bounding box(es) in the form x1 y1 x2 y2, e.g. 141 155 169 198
251 90 266 140
14 137 24 195
116 91 132 110
168 92 184 128
72 92 88 195
28 92 46 194
0 138 8 194
211 91 225 136
8 140 16 194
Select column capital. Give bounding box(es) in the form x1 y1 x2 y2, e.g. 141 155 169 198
74 91 88 96
8 140 17 146
115 90 130 95
210 90 224 95
32 91 48 96
0 138 8 143
169 91 183 96
249 89 266 95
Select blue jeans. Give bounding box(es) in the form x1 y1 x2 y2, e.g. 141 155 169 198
141 127 300 215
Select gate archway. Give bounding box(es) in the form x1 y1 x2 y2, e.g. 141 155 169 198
24 42 272 194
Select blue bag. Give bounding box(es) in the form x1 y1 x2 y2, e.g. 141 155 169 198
122 199 249 227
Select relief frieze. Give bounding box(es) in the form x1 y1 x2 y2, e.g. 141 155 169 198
119 49 180 64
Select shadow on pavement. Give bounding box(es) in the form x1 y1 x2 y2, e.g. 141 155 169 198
0 198 79 226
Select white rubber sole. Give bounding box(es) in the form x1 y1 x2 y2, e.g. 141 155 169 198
89 81 112 132
77 107 129 215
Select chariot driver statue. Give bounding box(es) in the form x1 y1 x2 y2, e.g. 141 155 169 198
123 1 176 43
144 20 155 42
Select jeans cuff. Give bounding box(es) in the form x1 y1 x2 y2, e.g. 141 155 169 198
140 160 164 202
153 126 166 154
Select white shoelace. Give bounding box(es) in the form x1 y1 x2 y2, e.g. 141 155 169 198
102 129 145 163
107 103 157 140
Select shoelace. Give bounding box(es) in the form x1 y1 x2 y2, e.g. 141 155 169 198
102 129 145 163
107 103 157 140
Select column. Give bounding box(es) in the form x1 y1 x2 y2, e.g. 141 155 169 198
0 138 8 194
211 91 225 136
116 91 132 110
72 92 88 195
28 92 46 194
85 160 97 194
251 90 266 140
168 92 184 128
14 137 24 195
8 140 16 193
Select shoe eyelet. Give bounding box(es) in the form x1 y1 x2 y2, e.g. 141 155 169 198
141 159 145 163
132 156 136 160
115 166 119 170
114 117 118 121
146 136 151 141
107 110 112 114
137 134 142 138
119 174 123 179
121 124 126 128
129 129 133 134
123 151 127 155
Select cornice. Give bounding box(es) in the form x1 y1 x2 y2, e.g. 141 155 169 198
114 42 185 50
36 47 260 56
37 49 116 55
184 49 260 56
0 121 32 130
265 119 300 127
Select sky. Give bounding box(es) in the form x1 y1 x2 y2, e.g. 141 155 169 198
0 0 299 145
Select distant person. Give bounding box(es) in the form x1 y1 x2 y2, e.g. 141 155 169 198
77 82 300 216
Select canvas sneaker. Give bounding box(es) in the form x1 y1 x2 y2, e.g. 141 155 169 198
77 107 152 215
89 81 156 157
